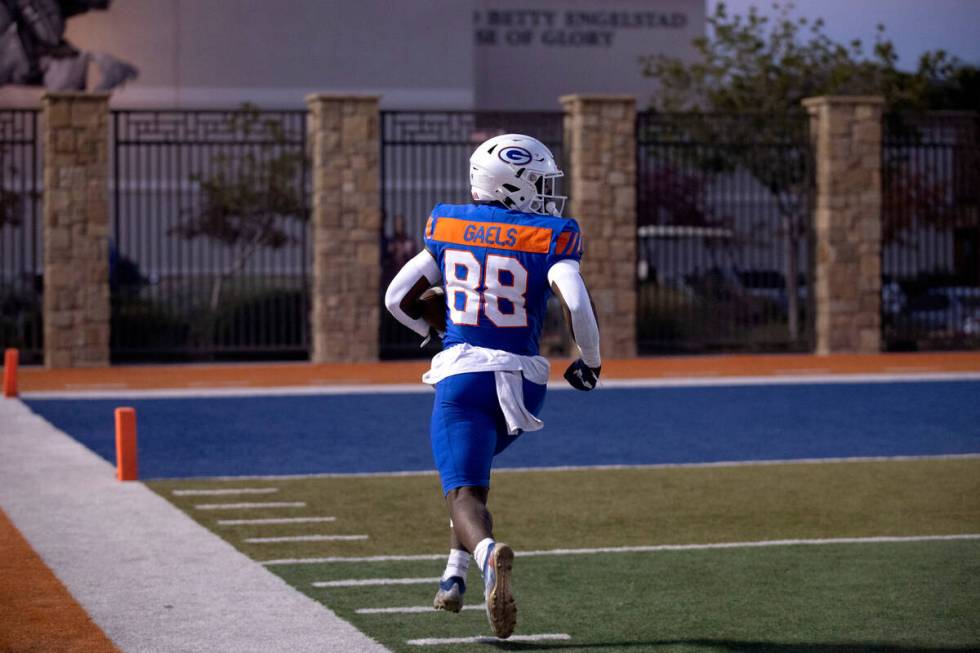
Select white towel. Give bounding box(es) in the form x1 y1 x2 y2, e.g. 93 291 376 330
494 370 544 435
423 343 549 435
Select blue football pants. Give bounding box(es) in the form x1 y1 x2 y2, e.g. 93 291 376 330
430 371 546 495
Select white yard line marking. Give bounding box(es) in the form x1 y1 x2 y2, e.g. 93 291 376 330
407 634 571 646
356 604 485 615
192 452 980 482
172 487 278 496
263 533 980 566
245 534 368 544
20 371 980 399
217 516 336 526
313 577 440 588
195 501 306 510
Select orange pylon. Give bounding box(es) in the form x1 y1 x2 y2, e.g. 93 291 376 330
115 407 138 481
3 349 18 398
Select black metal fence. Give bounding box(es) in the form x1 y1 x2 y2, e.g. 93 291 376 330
882 111 980 351
636 112 814 354
379 111 568 358
0 110 42 364
111 109 310 361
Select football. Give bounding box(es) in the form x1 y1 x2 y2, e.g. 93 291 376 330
417 285 447 333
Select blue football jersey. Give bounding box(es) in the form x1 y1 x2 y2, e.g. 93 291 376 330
423 202 584 356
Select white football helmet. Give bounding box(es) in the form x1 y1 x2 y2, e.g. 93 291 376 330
469 134 566 216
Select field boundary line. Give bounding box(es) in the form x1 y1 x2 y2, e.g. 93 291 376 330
177 452 980 483
20 371 980 399
262 533 980 566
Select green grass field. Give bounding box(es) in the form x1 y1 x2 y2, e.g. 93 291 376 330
149 458 980 652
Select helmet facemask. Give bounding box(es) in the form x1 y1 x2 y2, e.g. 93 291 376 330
525 169 565 217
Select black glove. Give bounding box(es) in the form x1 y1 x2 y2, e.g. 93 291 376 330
564 359 601 391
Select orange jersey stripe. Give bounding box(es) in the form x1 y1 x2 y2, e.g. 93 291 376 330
431 217 553 254
555 231 572 255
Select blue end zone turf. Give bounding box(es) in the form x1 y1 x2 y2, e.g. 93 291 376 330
24 380 980 479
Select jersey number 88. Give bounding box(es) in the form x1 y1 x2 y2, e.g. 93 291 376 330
444 250 528 328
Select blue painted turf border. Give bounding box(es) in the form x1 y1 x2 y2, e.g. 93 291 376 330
24 380 980 479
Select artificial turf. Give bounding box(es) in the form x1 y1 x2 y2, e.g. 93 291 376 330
149 458 980 652
29 379 980 478
150 458 980 560
272 540 980 652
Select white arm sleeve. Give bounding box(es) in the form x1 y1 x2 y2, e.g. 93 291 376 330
547 259 601 368
384 249 442 338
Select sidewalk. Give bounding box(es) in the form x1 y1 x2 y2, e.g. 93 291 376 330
0 399 391 653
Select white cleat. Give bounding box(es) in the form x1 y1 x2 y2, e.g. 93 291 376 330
433 576 465 613
484 543 517 639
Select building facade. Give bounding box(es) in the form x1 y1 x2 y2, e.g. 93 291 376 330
1 0 705 109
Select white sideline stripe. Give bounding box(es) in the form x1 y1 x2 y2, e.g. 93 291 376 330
313 577 440 588
187 452 980 482
356 604 485 615
407 634 571 646
218 516 336 526
0 399 390 653
263 533 980 566
173 487 278 496
20 370 980 399
245 534 368 544
195 501 305 510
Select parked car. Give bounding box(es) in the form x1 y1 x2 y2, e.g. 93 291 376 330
900 287 980 337
881 279 907 316
736 269 807 311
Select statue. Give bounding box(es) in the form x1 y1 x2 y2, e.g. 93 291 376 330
0 0 137 91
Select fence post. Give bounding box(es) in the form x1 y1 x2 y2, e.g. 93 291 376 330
41 93 111 368
560 95 637 359
802 96 884 355
306 95 381 362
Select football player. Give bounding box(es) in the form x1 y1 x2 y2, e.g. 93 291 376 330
384 134 601 639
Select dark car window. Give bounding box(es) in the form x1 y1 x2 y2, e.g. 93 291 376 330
909 294 950 311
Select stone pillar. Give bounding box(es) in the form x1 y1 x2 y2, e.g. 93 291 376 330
41 93 110 368
306 95 381 362
560 95 637 359
802 96 884 354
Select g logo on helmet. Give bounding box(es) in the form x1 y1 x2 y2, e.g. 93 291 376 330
498 146 532 166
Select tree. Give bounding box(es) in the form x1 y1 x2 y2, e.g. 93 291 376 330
171 105 307 325
640 1 977 340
